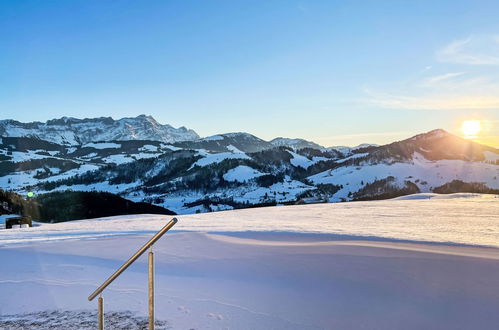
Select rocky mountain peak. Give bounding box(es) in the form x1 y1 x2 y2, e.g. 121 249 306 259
0 115 199 145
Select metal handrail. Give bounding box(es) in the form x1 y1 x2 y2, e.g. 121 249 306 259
88 217 178 301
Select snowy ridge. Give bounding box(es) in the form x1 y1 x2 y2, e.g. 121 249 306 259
177 132 272 153
270 137 323 150
0 115 199 145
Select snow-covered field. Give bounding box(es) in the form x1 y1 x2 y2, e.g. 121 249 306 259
2 193 498 247
1 194 499 329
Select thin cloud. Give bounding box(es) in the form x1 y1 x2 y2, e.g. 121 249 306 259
437 35 499 65
365 88 499 111
422 72 465 86
361 35 499 111
364 65 499 110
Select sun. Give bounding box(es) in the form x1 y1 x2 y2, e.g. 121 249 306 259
461 120 481 138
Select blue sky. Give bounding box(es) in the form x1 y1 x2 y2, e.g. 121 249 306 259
1 0 498 146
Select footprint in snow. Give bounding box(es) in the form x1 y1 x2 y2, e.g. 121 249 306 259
207 313 224 320
177 306 190 314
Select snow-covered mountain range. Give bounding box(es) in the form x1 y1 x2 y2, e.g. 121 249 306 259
1 115 498 215
0 115 199 145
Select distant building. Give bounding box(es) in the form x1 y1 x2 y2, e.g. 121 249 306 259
4 216 32 229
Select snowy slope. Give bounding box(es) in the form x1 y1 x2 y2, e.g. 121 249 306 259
190 150 251 167
223 165 265 182
309 152 499 201
2 194 498 247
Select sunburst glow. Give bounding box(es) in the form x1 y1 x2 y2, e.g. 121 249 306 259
461 120 481 137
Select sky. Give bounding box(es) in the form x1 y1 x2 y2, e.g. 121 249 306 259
1 0 498 147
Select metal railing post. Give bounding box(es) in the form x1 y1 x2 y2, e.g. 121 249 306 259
88 218 177 301
149 248 154 330
98 296 104 330
88 217 178 329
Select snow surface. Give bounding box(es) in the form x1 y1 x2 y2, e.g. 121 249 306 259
288 151 315 169
2 193 499 247
325 144 377 154
9 150 52 163
160 144 183 151
226 144 244 153
101 153 159 164
287 151 330 169
191 151 250 168
393 192 487 200
223 165 265 183
43 164 100 182
138 144 159 152
334 152 369 164
81 152 98 158
201 135 224 141
1 196 499 329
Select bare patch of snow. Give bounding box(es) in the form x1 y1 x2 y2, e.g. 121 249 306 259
83 142 121 149
223 165 265 183
201 135 224 141
191 152 250 168
227 144 244 153
139 145 159 152
288 151 314 169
